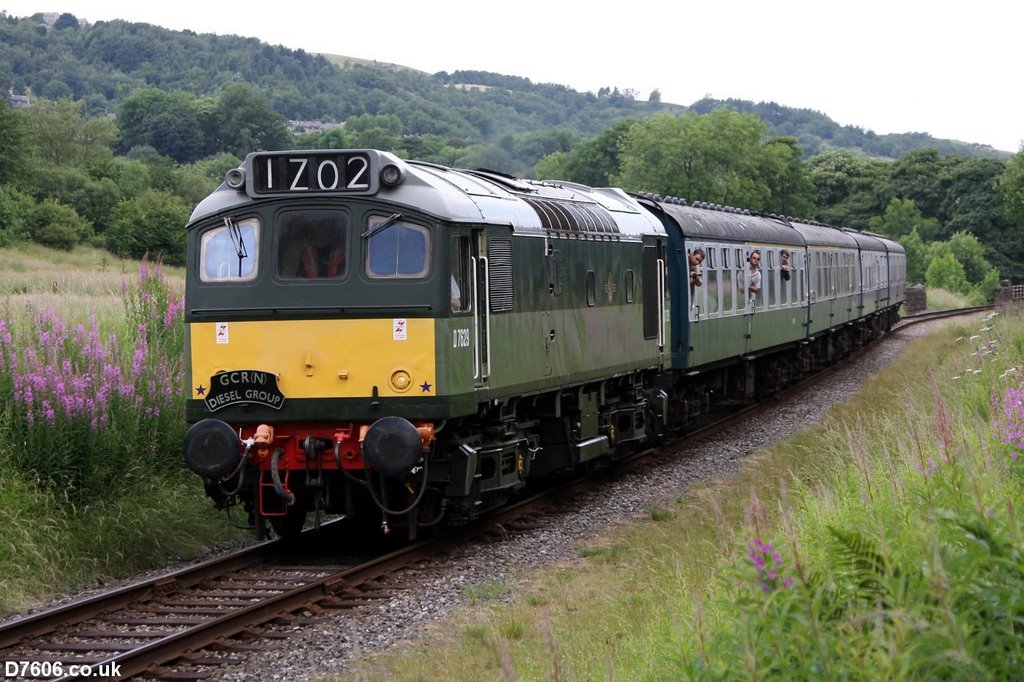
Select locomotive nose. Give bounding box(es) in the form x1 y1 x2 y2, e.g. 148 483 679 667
184 418 241 479
361 416 424 477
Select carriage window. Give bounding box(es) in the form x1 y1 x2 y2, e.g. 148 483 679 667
277 209 348 280
365 215 430 279
735 248 747 311
722 247 733 313
705 248 719 315
200 218 259 282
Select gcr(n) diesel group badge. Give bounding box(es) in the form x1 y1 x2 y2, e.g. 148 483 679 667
204 370 285 412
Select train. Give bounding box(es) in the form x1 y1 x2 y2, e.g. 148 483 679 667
181 149 906 539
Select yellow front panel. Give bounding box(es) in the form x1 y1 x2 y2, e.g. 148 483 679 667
189 318 437 398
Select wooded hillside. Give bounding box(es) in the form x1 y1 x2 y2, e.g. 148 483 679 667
1 11 1009 163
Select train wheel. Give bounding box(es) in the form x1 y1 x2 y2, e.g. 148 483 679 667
269 506 307 539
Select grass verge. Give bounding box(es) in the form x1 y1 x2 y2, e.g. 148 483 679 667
346 309 1023 680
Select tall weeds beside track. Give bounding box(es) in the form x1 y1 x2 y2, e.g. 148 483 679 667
664 310 1024 680
0 254 237 613
0 256 184 501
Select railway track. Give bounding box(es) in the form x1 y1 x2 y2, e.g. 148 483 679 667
0 305 993 680
0 477 607 679
897 304 994 327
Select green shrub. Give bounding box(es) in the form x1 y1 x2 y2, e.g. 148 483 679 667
28 198 92 250
0 185 35 246
105 189 189 265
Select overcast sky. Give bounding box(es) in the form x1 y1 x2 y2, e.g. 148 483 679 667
4 1 1021 153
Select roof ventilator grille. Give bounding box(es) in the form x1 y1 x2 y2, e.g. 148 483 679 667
523 197 618 235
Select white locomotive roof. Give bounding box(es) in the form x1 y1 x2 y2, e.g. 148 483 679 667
189 150 664 240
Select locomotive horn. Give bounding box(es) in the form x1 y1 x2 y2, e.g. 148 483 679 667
184 419 241 479
361 416 423 477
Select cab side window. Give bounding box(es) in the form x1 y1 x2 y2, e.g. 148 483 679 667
451 235 471 312
366 215 430 278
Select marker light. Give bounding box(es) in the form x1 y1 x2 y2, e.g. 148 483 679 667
225 168 246 189
380 163 403 187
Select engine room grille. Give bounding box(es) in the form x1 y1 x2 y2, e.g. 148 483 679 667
523 197 619 235
488 238 514 312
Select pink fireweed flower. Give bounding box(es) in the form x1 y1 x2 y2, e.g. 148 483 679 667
42 399 55 423
913 457 939 477
747 537 794 593
993 387 1024 461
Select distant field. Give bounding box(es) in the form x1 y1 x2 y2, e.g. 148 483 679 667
317 53 490 92
0 244 184 323
319 53 429 75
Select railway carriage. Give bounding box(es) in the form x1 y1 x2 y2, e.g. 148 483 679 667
642 199 809 369
182 149 904 539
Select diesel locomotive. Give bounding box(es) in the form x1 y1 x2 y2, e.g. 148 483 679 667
182 149 905 539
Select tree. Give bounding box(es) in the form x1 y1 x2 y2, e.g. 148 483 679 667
1000 150 1024 230
868 197 941 240
117 89 206 163
499 129 578 175
648 89 662 104
755 136 815 217
535 118 638 187
0 99 30 186
52 13 80 30
889 148 956 221
946 231 993 284
898 228 928 285
211 84 292 156
925 245 969 294
30 166 122 232
105 189 190 265
806 150 891 229
941 158 1008 236
41 80 72 100
179 153 243 206
342 113 404 153
615 110 806 212
22 98 115 168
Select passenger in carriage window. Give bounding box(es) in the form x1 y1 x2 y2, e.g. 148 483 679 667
688 248 705 289
780 249 792 281
744 250 762 301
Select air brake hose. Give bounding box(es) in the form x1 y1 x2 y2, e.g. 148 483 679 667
270 447 295 505
335 441 369 488
333 441 430 516
218 441 252 496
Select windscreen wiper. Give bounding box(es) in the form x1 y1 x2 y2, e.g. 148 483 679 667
224 216 248 276
360 212 402 239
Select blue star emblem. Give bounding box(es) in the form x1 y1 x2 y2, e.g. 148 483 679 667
195 385 206 396
420 381 432 393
